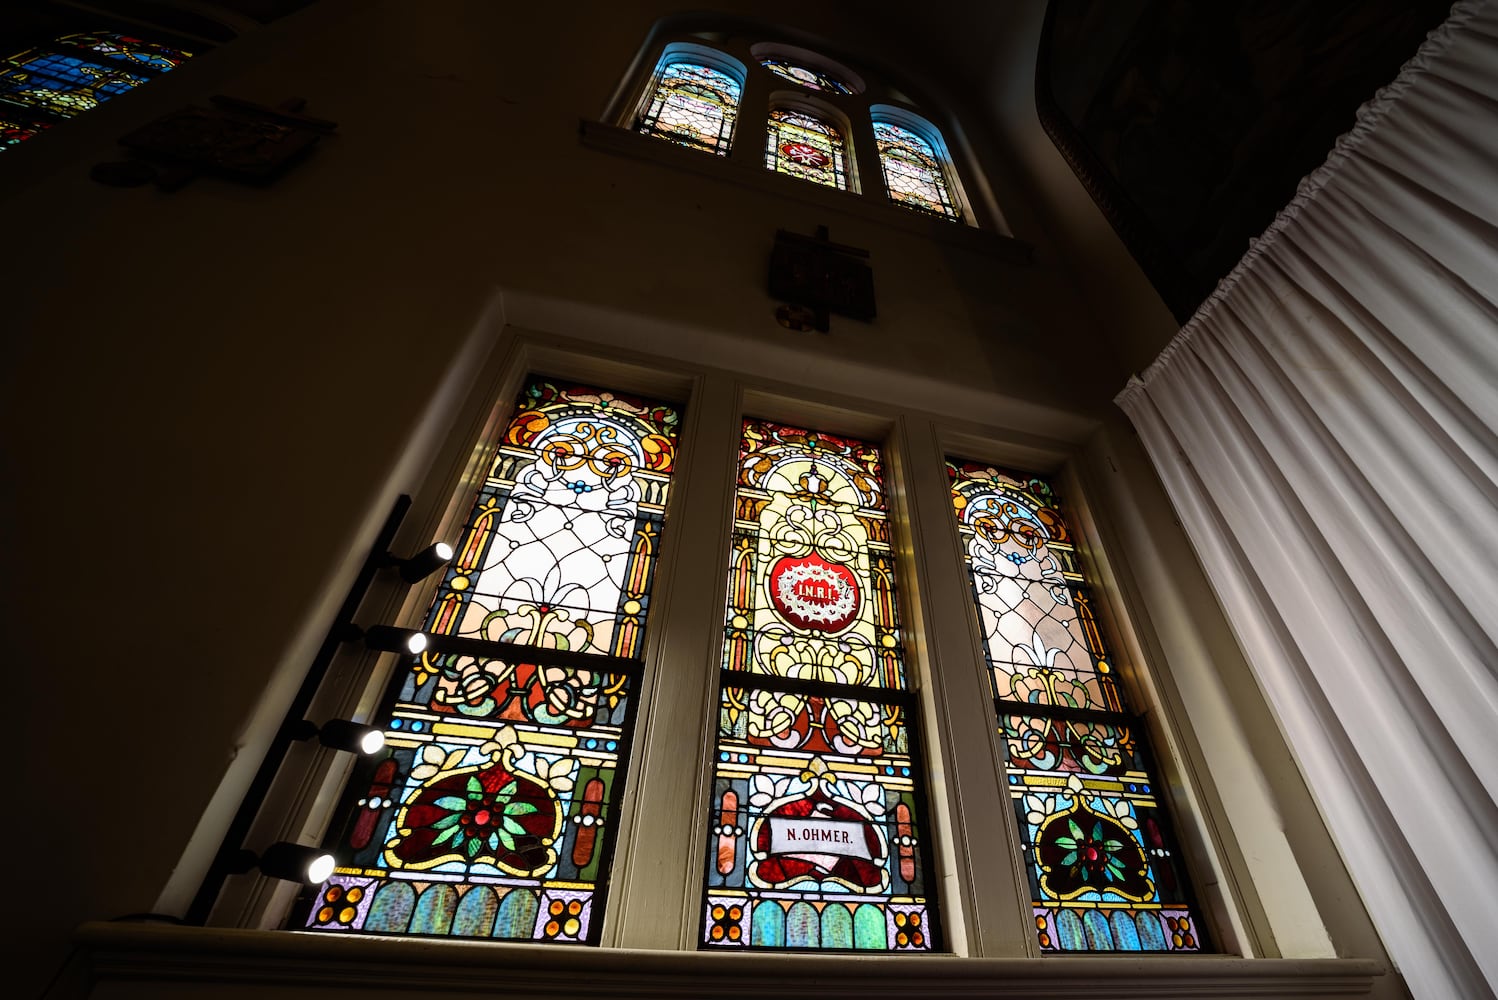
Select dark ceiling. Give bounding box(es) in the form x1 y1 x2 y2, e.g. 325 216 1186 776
1037 0 1453 323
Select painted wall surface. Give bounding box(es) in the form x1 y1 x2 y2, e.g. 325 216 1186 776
0 1 1384 995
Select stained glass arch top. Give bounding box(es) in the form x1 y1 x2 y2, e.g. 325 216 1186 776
871 110 961 220
765 107 850 191
636 44 745 156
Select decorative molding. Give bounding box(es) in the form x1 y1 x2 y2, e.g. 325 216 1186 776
77 923 1386 998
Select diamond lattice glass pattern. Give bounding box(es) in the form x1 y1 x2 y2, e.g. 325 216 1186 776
636 59 741 155
872 121 959 219
702 420 939 951
303 381 681 944
948 460 1205 952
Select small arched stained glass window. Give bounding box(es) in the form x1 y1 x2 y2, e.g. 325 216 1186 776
765 108 848 190
760 58 854 95
0 32 191 125
872 120 960 220
637 57 743 156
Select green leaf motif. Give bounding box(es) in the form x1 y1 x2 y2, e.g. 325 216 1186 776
497 827 517 851
430 814 463 831
466 776 484 796
433 825 461 846
1091 821 1103 841
1054 836 1077 850
433 796 468 812
506 802 538 817
1067 818 1084 840
1060 850 1078 866
503 815 527 835
465 838 481 858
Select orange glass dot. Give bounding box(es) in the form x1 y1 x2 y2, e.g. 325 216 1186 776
346 887 364 903
563 918 581 937
712 905 726 921
729 905 743 920
1182 935 1195 949
913 931 924 947
896 931 909 947
567 899 582 916
728 925 742 941
911 913 921 927
338 907 357 924
711 925 725 941
316 907 334 924
1038 932 1052 948
1035 915 1047 930
546 921 561 937
1172 933 1184 948
325 885 343 903
549 900 565 916
894 912 908 927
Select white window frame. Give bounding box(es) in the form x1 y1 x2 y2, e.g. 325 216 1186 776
195 324 1288 965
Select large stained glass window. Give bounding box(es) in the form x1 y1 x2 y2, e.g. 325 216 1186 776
760 58 854 94
872 119 960 220
636 57 742 156
765 108 849 190
0 32 190 145
947 461 1206 953
702 420 939 951
302 380 681 944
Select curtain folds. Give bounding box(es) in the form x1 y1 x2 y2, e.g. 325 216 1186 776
1115 3 1498 998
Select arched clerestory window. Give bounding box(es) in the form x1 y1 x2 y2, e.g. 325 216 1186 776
765 107 850 191
872 111 961 220
635 45 745 156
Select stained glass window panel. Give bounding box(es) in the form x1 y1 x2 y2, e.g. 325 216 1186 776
303 380 682 944
0 33 189 120
872 121 959 220
725 420 905 691
636 59 741 155
765 109 848 190
760 58 854 94
948 460 1206 952
702 420 940 952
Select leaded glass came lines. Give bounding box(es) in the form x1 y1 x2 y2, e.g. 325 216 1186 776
702 420 940 952
637 59 741 155
873 121 959 219
0 32 188 121
760 58 854 94
303 381 682 945
765 108 848 190
948 460 1206 953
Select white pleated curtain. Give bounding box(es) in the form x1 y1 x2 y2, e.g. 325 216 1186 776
1115 3 1498 998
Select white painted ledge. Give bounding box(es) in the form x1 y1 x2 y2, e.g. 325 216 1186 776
76 922 1386 999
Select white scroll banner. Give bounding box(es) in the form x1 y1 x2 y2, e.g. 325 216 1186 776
767 815 877 871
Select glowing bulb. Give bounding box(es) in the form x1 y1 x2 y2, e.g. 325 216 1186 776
305 852 336 884
359 728 386 755
434 541 454 561
405 631 428 655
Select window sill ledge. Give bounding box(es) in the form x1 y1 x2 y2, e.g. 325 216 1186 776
76 922 1386 998
579 121 1034 266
